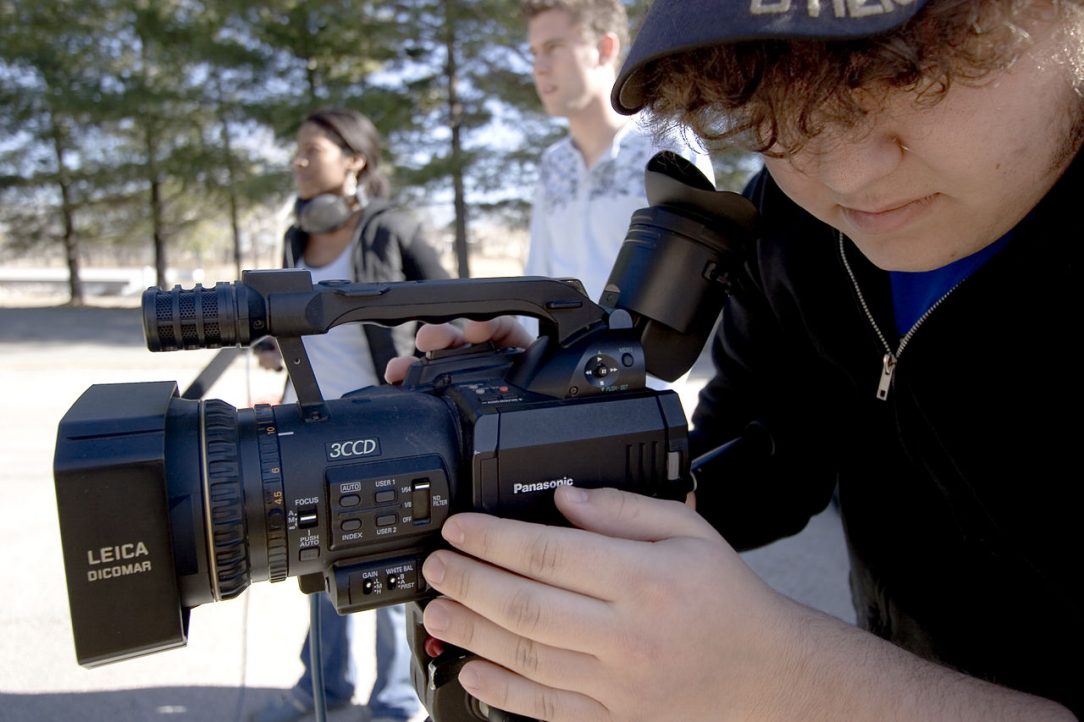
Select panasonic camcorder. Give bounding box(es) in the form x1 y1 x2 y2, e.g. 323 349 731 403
53 152 756 721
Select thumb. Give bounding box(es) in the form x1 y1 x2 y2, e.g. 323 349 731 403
553 486 715 543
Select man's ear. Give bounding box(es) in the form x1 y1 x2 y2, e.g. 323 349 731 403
596 31 619 67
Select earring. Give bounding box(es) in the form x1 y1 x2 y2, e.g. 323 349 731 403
343 173 359 198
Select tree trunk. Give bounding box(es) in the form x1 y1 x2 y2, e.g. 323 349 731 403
49 115 83 306
444 1 470 278
145 123 167 288
215 75 243 279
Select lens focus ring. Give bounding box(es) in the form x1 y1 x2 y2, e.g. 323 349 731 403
202 399 250 600
254 406 288 583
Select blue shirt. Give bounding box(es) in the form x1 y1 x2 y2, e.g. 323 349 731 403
890 233 1011 336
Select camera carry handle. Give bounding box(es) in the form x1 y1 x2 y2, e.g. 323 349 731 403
144 272 613 422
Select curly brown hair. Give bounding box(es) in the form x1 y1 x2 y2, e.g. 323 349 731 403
641 0 1084 154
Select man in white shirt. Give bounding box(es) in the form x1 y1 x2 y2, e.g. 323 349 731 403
523 0 715 312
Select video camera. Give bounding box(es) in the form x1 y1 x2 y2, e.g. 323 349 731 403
52 152 756 720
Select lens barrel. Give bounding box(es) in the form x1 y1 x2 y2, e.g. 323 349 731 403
186 399 289 603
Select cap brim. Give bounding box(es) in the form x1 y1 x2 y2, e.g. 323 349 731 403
614 0 929 115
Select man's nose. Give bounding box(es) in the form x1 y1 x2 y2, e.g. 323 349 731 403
799 131 905 197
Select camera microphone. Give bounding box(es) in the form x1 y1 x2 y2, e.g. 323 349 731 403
142 282 252 352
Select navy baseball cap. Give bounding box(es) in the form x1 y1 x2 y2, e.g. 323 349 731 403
613 0 930 114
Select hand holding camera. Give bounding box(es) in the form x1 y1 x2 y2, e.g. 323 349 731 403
383 317 534 385
418 485 805 722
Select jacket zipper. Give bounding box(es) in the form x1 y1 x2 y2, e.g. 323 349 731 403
837 233 963 401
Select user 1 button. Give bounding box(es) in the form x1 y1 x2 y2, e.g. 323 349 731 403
375 490 396 504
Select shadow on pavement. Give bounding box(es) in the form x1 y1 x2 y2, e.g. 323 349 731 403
0 687 374 722
0 306 145 346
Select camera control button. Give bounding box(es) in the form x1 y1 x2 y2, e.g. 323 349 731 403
299 548 320 561
375 490 396 504
341 519 362 532
298 508 318 528
412 480 432 523
585 354 619 387
376 514 398 527
622 353 634 367
340 494 361 507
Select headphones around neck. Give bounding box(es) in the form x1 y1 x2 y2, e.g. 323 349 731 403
295 193 356 234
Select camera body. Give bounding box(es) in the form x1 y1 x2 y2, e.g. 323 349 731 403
53 151 757 719
55 291 690 667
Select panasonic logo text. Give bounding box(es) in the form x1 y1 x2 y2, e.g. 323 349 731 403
513 477 574 494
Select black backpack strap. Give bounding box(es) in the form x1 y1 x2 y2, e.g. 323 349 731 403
355 202 398 385
363 325 398 386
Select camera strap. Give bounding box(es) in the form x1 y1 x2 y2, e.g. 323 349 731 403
354 203 400 384
363 324 397 385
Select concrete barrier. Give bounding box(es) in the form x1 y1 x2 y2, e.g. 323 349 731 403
0 267 209 297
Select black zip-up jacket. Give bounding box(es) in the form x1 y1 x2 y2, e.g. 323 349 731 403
690 155 1081 715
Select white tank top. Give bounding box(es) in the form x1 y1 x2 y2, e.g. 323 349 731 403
282 243 379 403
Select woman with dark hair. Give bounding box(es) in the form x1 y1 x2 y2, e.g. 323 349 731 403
253 107 447 722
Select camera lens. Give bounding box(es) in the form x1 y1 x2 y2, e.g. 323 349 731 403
166 398 289 607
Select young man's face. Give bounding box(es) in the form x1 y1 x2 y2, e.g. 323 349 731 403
528 8 610 119
761 18 1082 271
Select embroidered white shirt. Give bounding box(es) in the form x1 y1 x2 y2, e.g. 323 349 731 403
524 120 715 306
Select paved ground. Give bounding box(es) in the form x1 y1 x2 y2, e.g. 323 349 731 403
0 302 853 722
